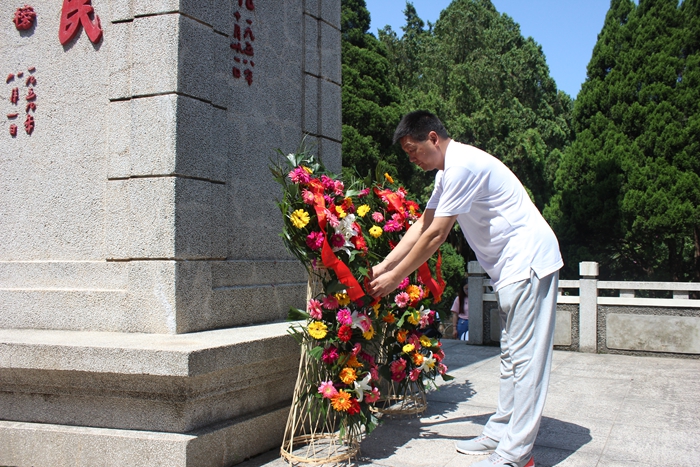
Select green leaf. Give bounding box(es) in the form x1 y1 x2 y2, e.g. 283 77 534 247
308 345 324 360
287 307 309 321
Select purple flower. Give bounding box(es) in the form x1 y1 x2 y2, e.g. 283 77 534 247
336 308 352 326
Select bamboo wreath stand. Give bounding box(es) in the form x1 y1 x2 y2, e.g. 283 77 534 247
370 325 427 418
280 267 361 465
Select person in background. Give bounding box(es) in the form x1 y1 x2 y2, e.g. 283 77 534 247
451 278 469 340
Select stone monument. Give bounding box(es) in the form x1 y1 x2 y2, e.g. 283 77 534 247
0 1 341 465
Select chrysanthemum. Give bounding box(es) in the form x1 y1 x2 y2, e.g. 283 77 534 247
384 172 394 184
301 189 315 205
438 363 448 375
308 299 323 320
371 303 381 317
307 321 328 340
398 277 409 290
371 212 384 223
335 292 350 306
336 308 352 326
337 324 353 342
412 352 424 366
358 188 370 197
290 209 310 229
420 335 432 348
347 398 361 415
346 355 362 368
369 225 383 238
318 381 338 399
356 204 370 217
364 386 380 404
402 343 415 354
409 368 422 381
394 292 410 308
406 284 422 302
331 391 353 412
362 325 375 340
390 357 407 374
306 231 324 251
330 233 345 248
322 346 339 364
396 329 408 343
288 167 310 184
382 313 396 324
384 220 402 232
391 370 406 382
335 205 347 219
407 310 420 325
322 295 339 310
339 367 357 385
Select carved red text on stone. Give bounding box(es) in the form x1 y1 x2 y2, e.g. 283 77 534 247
24 114 34 134
14 5 37 30
59 0 103 45
9 124 18 137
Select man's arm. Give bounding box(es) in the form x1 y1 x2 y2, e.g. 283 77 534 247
372 209 435 277
369 214 457 297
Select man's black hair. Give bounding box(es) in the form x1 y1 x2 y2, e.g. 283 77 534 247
393 110 450 144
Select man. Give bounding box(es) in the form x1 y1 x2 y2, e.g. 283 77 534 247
369 111 563 467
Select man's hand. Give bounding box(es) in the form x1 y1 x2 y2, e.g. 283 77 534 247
368 269 401 298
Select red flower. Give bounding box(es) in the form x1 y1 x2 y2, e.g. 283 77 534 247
347 398 361 415
338 325 353 343
350 235 367 252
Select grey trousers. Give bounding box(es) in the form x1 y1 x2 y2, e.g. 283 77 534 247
482 269 559 462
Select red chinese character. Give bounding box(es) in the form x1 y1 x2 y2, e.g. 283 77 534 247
10 124 18 137
231 42 242 53
244 27 254 41
26 88 36 101
24 114 34 134
26 102 36 113
234 11 241 21
238 0 254 11
6 74 15 83
10 88 19 105
7 113 19 119
244 69 253 86
59 0 103 45
242 42 254 56
233 67 241 78
14 5 37 31
233 24 241 41
26 76 37 86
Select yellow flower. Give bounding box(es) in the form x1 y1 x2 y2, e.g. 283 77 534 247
335 292 350 306
362 325 375 340
402 343 415 354
396 329 408 343
307 321 328 339
302 165 313 174
407 311 420 326
369 226 383 238
420 335 432 348
357 204 370 217
290 209 310 229
346 355 363 368
339 367 357 385
331 391 352 411
384 172 394 184
372 303 381 317
335 205 347 219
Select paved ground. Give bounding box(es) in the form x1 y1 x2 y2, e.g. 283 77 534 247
239 341 700 467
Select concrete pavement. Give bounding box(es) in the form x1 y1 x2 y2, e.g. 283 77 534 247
239 341 700 467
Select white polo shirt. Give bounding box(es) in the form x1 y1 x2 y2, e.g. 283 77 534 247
426 140 563 291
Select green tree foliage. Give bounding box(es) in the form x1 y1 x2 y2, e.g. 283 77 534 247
380 0 573 210
547 0 700 281
341 0 426 193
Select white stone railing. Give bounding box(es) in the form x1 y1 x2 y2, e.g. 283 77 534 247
466 261 700 357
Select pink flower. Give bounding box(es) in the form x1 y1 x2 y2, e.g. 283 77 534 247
306 231 325 251
288 167 310 184
364 387 380 403
390 358 407 374
358 188 370 198
302 189 315 205
370 366 379 382
391 371 406 382
392 212 405 223
308 299 323 320
359 351 375 366
408 333 421 348
438 363 448 375
394 292 410 308
318 380 338 399
409 368 421 381
323 194 334 205
336 308 352 326
384 220 403 232
321 175 335 191
326 210 340 228
419 313 432 328
371 212 384 223
334 180 344 196
330 233 345 248
322 346 339 364
322 295 339 310
398 277 410 290
352 343 362 356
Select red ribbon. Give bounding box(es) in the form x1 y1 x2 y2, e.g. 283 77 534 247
308 180 365 302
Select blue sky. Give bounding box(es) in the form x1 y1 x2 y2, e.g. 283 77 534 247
364 0 611 98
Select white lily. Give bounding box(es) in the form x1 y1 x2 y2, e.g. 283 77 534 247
419 351 436 372
353 373 372 402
